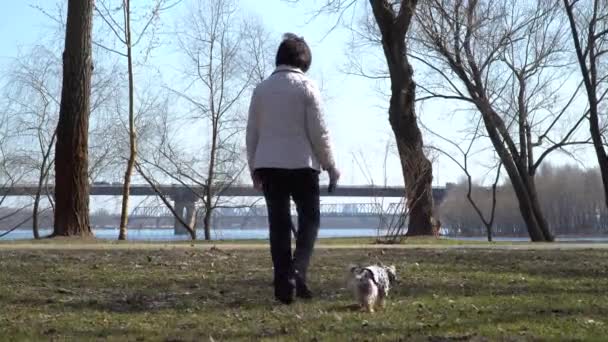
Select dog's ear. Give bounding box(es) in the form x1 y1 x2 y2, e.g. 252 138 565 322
386 265 397 283
348 264 360 274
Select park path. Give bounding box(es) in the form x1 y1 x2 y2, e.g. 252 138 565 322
2 242 608 251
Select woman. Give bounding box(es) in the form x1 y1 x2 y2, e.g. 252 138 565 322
246 33 340 304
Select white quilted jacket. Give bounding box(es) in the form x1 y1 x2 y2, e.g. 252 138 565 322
246 65 336 175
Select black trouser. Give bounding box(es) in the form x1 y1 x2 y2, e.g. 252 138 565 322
256 168 320 287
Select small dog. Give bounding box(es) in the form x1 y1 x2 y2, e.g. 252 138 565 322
431 217 442 238
348 263 397 313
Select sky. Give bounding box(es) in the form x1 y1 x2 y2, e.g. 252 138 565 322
0 0 598 198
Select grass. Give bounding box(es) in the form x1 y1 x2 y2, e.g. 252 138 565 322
1 244 608 341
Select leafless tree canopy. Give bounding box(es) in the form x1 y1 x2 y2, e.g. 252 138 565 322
3 0 608 242
408 0 602 241
563 0 608 211
134 0 268 240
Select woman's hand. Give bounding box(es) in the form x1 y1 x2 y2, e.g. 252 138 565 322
328 167 340 193
253 173 263 191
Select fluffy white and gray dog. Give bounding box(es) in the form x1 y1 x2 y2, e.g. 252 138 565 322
347 263 397 313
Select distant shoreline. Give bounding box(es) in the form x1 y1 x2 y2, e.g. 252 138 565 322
3 227 608 240
5 226 383 231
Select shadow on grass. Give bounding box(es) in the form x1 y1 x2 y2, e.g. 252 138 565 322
326 303 361 312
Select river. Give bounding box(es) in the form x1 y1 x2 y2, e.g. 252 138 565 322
3 228 608 242
0 228 385 241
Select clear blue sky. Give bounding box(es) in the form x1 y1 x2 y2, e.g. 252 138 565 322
0 0 593 193
0 3 48 58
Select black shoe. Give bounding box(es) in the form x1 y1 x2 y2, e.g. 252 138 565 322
295 276 313 300
276 293 294 305
274 278 295 305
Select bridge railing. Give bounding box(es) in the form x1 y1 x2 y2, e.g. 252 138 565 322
131 202 388 218
1 184 447 200
4 184 449 234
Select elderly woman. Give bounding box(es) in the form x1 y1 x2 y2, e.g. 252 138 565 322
246 33 340 304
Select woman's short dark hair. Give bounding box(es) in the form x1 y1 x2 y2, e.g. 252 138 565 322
275 33 312 72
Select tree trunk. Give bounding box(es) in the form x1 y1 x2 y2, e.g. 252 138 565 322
203 181 214 241
564 0 608 213
203 205 212 241
203 113 219 241
395 135 433 236
478 108 553 241
526 175 553 241
33 161 45 239
118 0 136 241
589 110 608 207
53 0 94 237
34 130 57 239
33 171 47 239
370 0 434 236
186 204 197 240
32 191 41 239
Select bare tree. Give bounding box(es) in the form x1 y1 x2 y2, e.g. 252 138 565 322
367 0 436 236
350 137 437 242
424 119 501 242
31 1 125 187
5 49 60 238
137 108 246 240
242 17 275 84
0 109 32 236
1 1 127 237
134 0 271 241
285 0 435 236
87 65 125 184
351 138 396 238
379 165 435 243
414 0 591 241
94 0 178 240
563 0 608 208
53 0 94 237
146 0 261 240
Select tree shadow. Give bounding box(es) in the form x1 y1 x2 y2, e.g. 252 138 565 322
326 303 361 312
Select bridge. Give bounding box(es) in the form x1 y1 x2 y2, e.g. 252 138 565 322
131 202 386 218
1 184 447 199
2 184 449 234
129 202 407 233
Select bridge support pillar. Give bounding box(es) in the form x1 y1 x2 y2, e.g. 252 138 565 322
171 190 198 236
185 202 196 230
173 201 187 235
